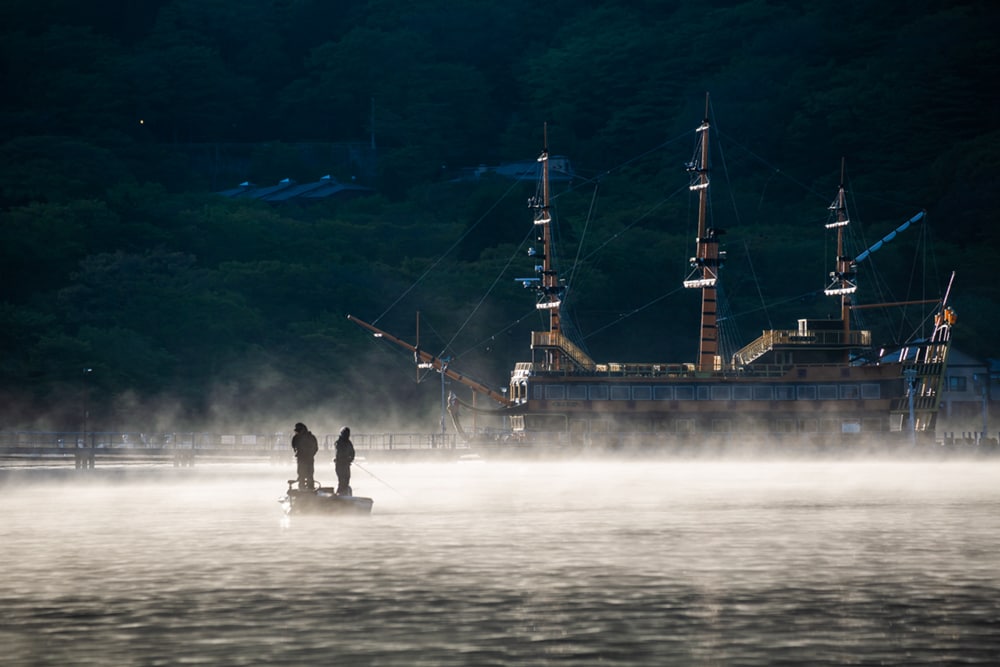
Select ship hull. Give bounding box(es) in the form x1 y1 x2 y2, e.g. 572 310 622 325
498 359 945 450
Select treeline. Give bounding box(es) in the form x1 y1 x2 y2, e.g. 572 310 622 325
1 0 998 431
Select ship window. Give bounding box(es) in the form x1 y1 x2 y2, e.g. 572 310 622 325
544 385 566 400
861 384 880 399
862 417 884 432
533 384 544 400
840 385 859 399
589 385 609 400
632 385 652 401
712 419 732 433
697 386 711 400
818 385 839 400
775 419 795 432
841 419 861 434
676 419 695 433
610 385 630 400
531 415 568 431
654 386 673 400
820 418 839 432
774 386 795 400
732 385 752 400
796 385 817 400
711 386 731 400
947 376 967 392
675 386 695 401
653 417 672 432
623 416 653 432
800 418 819 433
567 385 588 400
753 386 773 400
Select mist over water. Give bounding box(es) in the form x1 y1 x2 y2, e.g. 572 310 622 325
2 458 999 666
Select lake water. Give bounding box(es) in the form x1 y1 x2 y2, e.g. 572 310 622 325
2 457 999 665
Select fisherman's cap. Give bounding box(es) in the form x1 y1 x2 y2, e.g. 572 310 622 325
294 422 307 432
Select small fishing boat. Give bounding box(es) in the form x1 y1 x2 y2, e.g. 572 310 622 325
279 479 373 515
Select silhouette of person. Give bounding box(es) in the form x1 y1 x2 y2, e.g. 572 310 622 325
291 422 318 490
334 426 355 495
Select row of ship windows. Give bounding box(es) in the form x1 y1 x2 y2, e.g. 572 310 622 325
570 417 885 434
536 383 882 402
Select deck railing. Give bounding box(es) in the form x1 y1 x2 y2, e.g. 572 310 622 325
531 331 596 370
733 328 872 366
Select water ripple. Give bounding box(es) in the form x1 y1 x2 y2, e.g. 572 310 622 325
1 460 998 665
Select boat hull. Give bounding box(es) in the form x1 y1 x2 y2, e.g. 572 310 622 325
281 487 373 515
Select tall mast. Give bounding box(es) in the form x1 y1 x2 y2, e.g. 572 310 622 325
526 123 564 370
823 158 857 361
538 124 560 335
683 94 723 372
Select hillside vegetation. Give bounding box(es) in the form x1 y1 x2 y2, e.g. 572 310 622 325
1 0 997 431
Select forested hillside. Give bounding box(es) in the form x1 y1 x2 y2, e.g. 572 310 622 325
1 0 998 432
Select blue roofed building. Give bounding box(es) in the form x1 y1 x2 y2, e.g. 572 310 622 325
217 175 374 203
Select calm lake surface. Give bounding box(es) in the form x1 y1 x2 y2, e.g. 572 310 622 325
2 457 999 666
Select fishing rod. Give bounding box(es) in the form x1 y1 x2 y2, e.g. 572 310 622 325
354 461 404 496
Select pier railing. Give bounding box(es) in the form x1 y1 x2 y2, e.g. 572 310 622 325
0 430 464 457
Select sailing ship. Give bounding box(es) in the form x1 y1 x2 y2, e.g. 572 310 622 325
350 100 955 451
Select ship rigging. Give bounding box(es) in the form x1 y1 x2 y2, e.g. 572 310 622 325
349 98 955 449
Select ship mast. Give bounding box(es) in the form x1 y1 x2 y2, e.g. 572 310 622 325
530 123 564 370
683 94 723 372
537 125 560 333
514 126 596 374
823 158 857 362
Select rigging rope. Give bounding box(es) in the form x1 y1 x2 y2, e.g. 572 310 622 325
581 286 686 341
374 129 699 347
726 288 825 320
717 129 830 203
715 283 744 362
564 180 599 300
453 308 539 361
439 224 537 358
742 239 772 329
373 173 528 326
578 183 689 265
710 104 743 230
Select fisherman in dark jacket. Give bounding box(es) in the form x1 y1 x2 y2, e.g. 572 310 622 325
291 422 319 490
334 426 355 495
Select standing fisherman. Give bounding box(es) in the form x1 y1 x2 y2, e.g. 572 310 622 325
334 426 355 495
291 422 318 490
